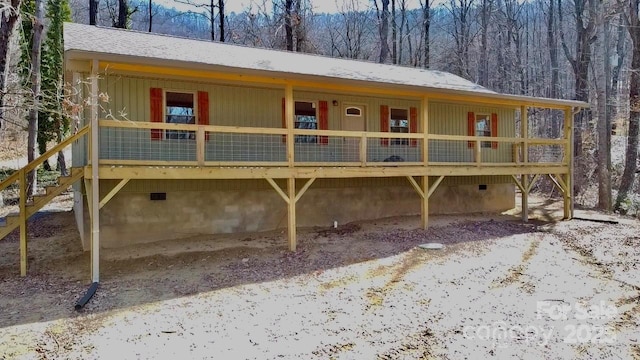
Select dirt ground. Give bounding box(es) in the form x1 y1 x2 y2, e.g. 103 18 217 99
0 195 639 359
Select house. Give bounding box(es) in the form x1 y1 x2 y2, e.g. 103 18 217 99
0 22 589 279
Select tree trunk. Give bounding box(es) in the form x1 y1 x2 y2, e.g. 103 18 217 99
0 0 22 130
285 0 293 51
27 0 45 197
610 15 626 124
90 0 99 25
391 0 397 64
219 0 225 42
210 0 215 41
615 0 640 213
596 13 611 211
57 127 67 176
378 0 390 63
294 0 304 51
148 0 152 32
116 0 129 28
478 0 490 87
558 0 596 194
398 0 406 64
547 0 560 137
421 0 430 68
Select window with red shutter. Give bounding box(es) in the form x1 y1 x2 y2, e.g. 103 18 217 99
150 88 163 140
318 100 329 145
409 107 418 147
197 91 210 141
380 105 389 146
467 111 475 148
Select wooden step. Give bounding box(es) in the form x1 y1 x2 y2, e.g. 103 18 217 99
0 167 84 242
0 215 20 240
28 170 84 216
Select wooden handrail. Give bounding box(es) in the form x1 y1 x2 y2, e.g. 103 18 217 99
427 133 566 145
0 125 90 192
0 171 20 193
99 119 568 144
24 125 90 173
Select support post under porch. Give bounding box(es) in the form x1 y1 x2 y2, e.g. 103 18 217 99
89 59 100 283
421 176 428 229
406 175 444 230
266 177 316 252
520 105 529 223
521 175 529 223
287 178 296 251
563 107 574 220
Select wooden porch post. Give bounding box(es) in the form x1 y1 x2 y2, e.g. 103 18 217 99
90 59 100 282
421 96 429 229
421 176 428 229
287 177 296 251
284 83 296 250
563 107 573 220
19 169 27 276
521 105 528 222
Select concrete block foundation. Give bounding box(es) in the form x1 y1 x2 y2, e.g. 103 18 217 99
76 183 515 250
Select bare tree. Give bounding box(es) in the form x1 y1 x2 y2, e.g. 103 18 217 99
610 15 626 122
326 0 372 59
558 0 597 166
374 0 390 63
391 0 396 63
546 0 560 138
446 0 475 78
615 0 640 212
27 0 45 196
419 0 430 68
218 0 224 41
284 0 293 50
595 2 613 210
148 0 153 31
477 0 492 87
176 0 217 41
90 0 99 24
397 0 407 64
1 0 22 130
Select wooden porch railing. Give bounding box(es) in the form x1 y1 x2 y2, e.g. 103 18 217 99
97 119 569 168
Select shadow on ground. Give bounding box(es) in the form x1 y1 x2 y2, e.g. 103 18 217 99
0 198 561 329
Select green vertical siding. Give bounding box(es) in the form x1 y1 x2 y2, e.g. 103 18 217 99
80 73 516 189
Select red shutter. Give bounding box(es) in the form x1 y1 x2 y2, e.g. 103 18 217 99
380 105 389 146
281 97 286 143
409 107 418 147
491 113 498 149
467 111 475 148
319 100 329 145
197 91 210 141
150 88 163 140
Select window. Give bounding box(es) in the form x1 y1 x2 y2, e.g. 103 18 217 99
165 91 195 140
346 107 362 116
475 114 492 148
295 101 317 143
390 108 409 145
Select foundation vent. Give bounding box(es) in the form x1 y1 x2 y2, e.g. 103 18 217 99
150 192 167 201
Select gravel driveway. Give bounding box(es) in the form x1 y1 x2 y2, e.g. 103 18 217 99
0 203 638 359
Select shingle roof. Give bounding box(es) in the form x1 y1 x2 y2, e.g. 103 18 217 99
64 22 587 108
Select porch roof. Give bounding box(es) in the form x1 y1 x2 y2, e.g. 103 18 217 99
64 22 588 109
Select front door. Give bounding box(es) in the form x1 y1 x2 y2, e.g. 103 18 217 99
342 104 366 162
